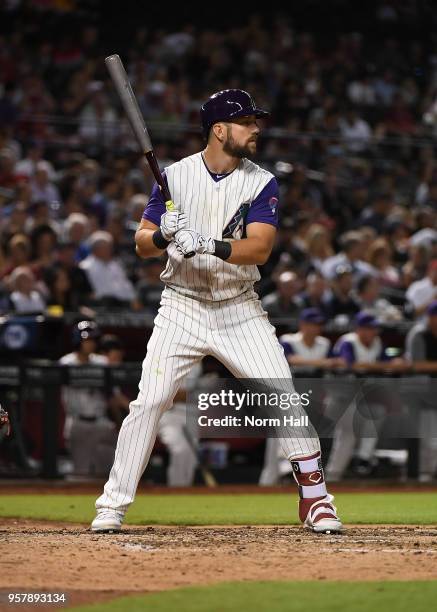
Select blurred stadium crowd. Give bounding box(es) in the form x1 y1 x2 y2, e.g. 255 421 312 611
1 1 437 329
1 1 437 482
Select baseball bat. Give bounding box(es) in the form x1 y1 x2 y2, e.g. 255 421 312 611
182 425 218 488
105 54 195 256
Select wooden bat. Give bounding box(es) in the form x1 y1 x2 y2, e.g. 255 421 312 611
105 54 194 256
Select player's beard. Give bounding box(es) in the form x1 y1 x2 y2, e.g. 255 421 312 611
223 127 257 158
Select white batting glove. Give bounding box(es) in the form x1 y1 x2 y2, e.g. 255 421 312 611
160 211 188 241
174 229 215 256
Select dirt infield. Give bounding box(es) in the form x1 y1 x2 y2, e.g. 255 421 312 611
1 519 437 609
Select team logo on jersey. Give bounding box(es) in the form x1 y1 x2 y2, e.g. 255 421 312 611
268 196 278 215
223 201 250 239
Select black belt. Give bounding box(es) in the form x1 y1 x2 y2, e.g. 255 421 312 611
78 415 97 422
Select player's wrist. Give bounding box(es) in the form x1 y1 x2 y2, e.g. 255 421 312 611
152 229 171 250
212 240 232 260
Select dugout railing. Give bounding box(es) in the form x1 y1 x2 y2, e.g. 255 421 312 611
0 361 432 481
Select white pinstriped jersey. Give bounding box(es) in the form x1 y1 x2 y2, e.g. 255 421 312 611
160 152 275 301
280 332 331 360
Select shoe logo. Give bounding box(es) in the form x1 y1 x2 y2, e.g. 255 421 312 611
291 461 300 473
308 470 323 484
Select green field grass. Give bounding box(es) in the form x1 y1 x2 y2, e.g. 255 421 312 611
72 581 437 611
0 492 436 524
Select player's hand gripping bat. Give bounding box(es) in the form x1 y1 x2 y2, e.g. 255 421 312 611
105 54 194 257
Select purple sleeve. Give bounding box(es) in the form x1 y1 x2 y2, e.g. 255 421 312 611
280 340 294 357
142 172 167 226
335 340 356 365
246 177 279 228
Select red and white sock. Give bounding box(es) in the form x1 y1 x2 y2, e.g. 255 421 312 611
289 451 336 523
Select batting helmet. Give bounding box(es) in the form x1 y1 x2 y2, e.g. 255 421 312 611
72 320 100 348
200 89 269 137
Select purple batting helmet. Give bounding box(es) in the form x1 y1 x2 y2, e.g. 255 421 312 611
200 89 269 137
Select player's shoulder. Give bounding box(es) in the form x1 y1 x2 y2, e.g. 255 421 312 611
59 352 77 365
166 152 202 173
241 158 275 182
279 331 300 345
316 335 331 349
337 332 355 345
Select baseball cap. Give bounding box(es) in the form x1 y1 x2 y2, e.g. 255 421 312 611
427 300 437 316
300 308 326 324
354 311 380 328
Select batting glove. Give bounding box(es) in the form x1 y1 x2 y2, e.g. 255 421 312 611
174 229 215 256
160 211 188 241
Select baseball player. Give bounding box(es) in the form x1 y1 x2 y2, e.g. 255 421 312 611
92 89 343 533
60 321 117 477
325 311 408 481
259 308 345 485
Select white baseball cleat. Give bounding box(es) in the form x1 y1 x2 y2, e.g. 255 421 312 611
91 509 124 533
303 494 343 534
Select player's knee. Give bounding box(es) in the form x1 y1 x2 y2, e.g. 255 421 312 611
128 391 172 417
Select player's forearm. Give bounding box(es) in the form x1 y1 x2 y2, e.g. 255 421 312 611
287 356 332 368
352 362 388 372
226 237 271 265
135 228 166 258
411 361 437 372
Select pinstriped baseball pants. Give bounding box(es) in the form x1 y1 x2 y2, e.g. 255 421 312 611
96 288 320 512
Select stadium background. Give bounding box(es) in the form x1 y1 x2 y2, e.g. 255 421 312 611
1 3 437 609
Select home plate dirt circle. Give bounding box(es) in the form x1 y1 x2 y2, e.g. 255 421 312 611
1 521 437 608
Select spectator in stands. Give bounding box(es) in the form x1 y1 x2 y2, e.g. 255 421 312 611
357 192 393 234
0 233 31 279
402 243 430 288
55 242 93 308
8 265 46 313
62 213 90 262
367 237 401 287
126 193 148 231
326 311 408 481
298 271 330 315
78 84 118 146
1 201 28 237
305 224 334 273
355 275 403 322
409 207 437 250
29 161 61 216
321 231 374 281
324 263 360 322
79 231 139 309
29 223 58 278
43 263 92 315
339 106 372 153
15 142 54 182
406 259 437 317
261 270 303 321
